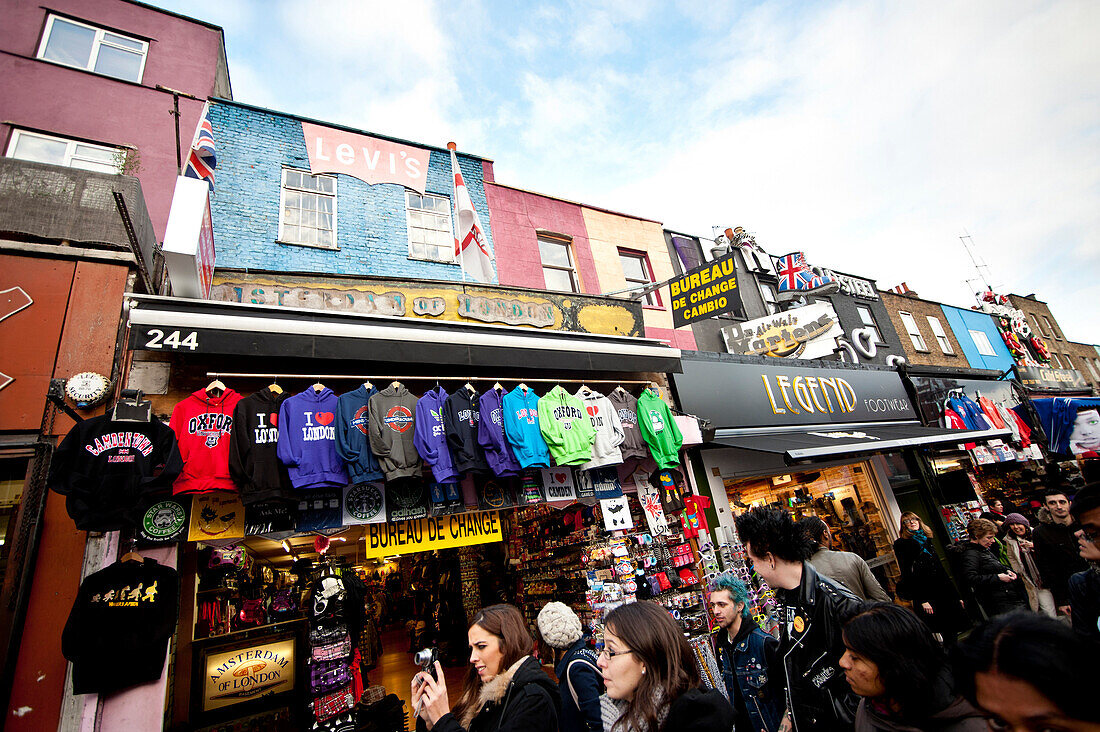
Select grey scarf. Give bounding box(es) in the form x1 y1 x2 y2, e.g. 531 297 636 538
600 689 668 732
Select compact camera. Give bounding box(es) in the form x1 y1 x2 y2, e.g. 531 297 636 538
414 647 438 679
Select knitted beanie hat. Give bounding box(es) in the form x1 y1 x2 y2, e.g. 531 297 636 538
1003 512 1030 528
537 601 582 649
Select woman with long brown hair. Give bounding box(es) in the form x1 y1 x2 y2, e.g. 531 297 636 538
412 603 558 732
597 601 733 732
893 512 968 645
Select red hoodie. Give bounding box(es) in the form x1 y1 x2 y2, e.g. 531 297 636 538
169 388 242 494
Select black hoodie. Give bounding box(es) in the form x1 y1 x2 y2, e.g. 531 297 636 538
228 388 292 504
444 388 489 474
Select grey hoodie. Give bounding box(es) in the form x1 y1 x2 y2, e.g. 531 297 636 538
368 383 422 480
607 389 648 462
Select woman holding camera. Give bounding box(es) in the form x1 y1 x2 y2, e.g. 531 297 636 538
411 603 559 732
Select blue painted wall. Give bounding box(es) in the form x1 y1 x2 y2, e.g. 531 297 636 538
940 305 1016 371
206 100 495 281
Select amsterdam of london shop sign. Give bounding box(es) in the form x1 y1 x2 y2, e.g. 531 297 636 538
204 638 295 711
722 301 843 359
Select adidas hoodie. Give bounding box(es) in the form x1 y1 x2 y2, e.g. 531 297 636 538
335 384 384 483
413 387 458 483
477 389 522 476
444 388 490 474
538 385 597 466
576 389 625 470
228 388 292 504
368 383 422 481
276 387 348 490
608 389 648 462
169 388 242 494
502 387 551 469
637 387 683 469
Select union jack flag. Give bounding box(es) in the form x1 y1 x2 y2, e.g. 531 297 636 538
776 251 832 293
183 104 216 190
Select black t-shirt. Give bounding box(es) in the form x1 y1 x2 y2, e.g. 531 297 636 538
650 468 686 514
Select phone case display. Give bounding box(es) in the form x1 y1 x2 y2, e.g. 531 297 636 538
170 387 243 494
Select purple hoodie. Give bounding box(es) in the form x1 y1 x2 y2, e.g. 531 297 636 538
413 387 458 483
477 389 521 476
276 387 349 490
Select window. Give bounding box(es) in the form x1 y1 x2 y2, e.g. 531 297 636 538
406 191 454 262
618 249 660 307
279 169 336 248
1089 358 1100 382
969 329 996 357
6 129 120 173
760 283 781 314
1062 354 1075 371
1043 316 1062 340
1050 352 1063 369
855 305 883 344
899 312 928 351
1031 315 1049 337
538 236 578 293
37 15 148 83
926 316 954 355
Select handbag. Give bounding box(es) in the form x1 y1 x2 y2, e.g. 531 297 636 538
310 659 353 695
312 684 356 722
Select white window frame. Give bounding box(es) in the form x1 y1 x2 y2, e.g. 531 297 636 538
1050 352 1063 368
760 283 781 314
1043 315 1062 340
278 168 337 249
855 305 883 344
405 191 455 263
1031 315 1048 337
899 311 928 351
37 14 149 83
926 316 954 355
538 235 579 293
6 129 122 173
1089 358 1100 382
1062 354 1075 371
970 329 996 357
618 248 660 307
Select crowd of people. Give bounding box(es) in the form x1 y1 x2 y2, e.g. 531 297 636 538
404 478 1100 731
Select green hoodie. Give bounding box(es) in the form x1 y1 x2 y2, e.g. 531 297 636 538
637 387 683 469
537 386 596 465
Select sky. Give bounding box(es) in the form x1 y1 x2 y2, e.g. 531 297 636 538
154 0 1100 343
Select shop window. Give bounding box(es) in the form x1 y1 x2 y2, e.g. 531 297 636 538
1043 316 1062 340
969 329 996 357
538 235 578 293
406 191 454 263
618 249 660 307
760 282 781 314
37 14 148 83
856 305 883 344
899 311 928 351
279 169 336 248
6 129 121 173
926 316 954 355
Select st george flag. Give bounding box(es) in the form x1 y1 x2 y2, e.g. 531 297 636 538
449 147 494 282
183 102 216 190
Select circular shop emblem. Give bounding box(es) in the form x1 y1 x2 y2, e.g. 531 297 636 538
346 483 384 521
384 406 414 433
65 371 112 409
482 479 505 508
142 500 186 539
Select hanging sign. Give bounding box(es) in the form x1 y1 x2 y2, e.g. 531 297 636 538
362 511 502 559
635 472 670 536
203 638 295 711
601 496 634 532
1016 365 1089 392
188 492 245 542
429 481 465 516
669 252 742 328
540 468 577 501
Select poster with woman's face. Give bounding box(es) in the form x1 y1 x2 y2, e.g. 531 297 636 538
1070 409 1100 456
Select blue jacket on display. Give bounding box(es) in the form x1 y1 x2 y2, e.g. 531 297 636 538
334 384 383 483
276 387 349 490
413 387 459 483
502 387 551 469
477 388 522 477
947 395 991 431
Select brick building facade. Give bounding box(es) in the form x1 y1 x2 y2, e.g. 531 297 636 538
1009 294 1100 393
878 290 967 367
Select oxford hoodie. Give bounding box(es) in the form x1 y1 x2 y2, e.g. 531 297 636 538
276 387 348 490
413 387 459 483
169 388 242 494
478 388 522 476
368 383 422 480
444 387 490 474
335 384 384 483
228 388 292 504
538 386 596 466
576 389 625 470
637 387 683 469
607 389 648 462
502 387 551 469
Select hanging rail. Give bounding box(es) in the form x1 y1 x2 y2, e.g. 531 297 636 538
203 372 658 385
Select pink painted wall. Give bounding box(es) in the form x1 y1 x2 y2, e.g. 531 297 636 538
484 182 600 293
0 0 227 239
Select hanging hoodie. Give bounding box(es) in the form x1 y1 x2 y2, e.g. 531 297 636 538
276 387 348 490
947 395 991 431
477 388 521 476
502 387 551 469
47 414 182 531
608 389 648 462
538 385 596 466
228 388 292 504
335 384 384 483
576 388 625 470
444 387 490 474
637 387 683 469
414 387 459 483
977 397 1006 430
368 382 422 481
169 388 242 494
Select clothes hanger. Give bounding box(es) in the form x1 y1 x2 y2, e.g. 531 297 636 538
464 381 475 395
111 389 152 422
206 375 225 397
518 382 529 393
120 536 143 563
391 380 402 391
492 381 503 392
313 379 325 393
267 377 283 395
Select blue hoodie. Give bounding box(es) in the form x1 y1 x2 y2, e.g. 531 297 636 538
413 387 459 483
502 387 551 469
478 389 521 476
335 384 384 483
276 387 349 490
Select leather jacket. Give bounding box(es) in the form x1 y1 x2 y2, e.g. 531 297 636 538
775 562 863 731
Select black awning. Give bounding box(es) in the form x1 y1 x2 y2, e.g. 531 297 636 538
709 423 1011 462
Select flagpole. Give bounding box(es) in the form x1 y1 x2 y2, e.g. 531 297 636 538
448 141 467 285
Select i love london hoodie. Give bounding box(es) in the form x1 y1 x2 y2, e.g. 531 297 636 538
608 389 648 462
477 388 522 476
276 387 348 490
444 388 490 474
576 389 625 470
538 385 596 466
413 387 458 483
169 388 242 494
368 383 422 481
335 384 384 483
228 388 292 504
637 387 683 469
502 387 551 469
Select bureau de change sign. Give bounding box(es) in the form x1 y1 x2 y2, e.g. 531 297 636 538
669 252 742 328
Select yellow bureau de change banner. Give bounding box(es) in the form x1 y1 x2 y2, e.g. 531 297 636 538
363 511 502 559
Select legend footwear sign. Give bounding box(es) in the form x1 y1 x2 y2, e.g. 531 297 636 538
669 252 742 328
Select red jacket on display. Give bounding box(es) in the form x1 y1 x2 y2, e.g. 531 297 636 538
169 388 242 494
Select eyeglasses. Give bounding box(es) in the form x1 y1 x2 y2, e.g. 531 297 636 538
598 647 636 660
1080 527 1100 543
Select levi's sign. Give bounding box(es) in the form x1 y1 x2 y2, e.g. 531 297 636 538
669 252 742 328
302 122 431 194
362 510 502 559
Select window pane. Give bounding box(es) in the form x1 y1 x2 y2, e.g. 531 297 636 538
302 196 317 212
282 224 298 242
619 253 646 280
407 192 421 209
102 33 144 51
42 19 95 68
410 241 425 258
69 157 117 174
318 197 332 213
538 239 571 267
857 306 874 326
93 44 143 81
73 144 116 163
317 229 332 246
543 267 576 293
318 213 332 230
284 207 299 224
284 170 301 187
12 134 68 165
